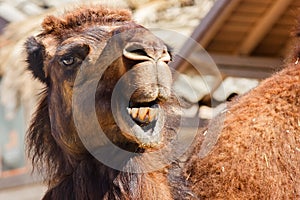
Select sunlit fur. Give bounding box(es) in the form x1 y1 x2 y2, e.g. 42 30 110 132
182 30 300 199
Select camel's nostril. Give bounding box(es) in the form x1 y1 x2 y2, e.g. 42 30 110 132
126 45 148 56
123 43 151 61
160 50 171 63
129 49 148 57
123 42 171 62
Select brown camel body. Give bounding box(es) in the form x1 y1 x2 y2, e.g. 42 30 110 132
183 61 300 199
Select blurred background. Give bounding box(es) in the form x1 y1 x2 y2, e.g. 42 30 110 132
0 0 298 199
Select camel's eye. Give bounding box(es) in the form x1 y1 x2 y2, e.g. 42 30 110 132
58 44 90 68
62 57 75 66
60 56 81 67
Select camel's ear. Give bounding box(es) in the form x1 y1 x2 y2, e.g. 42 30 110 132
25 36 48 84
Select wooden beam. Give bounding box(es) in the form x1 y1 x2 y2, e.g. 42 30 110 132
196 0 241 48
171 0 241 71
209 53 282 68
188 53 283 79
238 0 293 55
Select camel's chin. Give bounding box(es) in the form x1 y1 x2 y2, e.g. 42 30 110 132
116 101 165 148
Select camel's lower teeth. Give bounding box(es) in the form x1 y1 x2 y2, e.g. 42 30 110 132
127 107 158 123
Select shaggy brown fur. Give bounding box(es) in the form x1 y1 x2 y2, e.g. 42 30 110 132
41 6 131 36
183 54 300 198
25 5 187 200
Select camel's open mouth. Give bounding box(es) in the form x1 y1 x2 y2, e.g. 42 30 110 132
115 98 165 148
127 100 159 127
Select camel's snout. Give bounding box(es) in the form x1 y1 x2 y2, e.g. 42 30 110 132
122 41 172 105
110 39 173 147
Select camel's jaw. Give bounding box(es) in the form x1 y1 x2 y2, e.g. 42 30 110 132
115 98 165 148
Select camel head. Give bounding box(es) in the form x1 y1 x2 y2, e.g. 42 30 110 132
25 6 177 158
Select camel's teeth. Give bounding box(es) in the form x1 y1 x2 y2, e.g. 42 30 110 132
138 107 149 121
128 107 158 124
131 108 138 119
148 108 157 122
127 107 132 115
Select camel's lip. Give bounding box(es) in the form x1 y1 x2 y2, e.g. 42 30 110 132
116 99 165 148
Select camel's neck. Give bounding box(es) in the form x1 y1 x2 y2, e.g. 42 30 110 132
97 154 173 200
43 154 173 200
109 167 172 200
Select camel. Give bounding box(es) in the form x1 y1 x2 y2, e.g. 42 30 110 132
25 5 191 200
26 4 300 200
181 41 300 199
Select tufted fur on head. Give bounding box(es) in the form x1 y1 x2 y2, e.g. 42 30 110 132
41 6 132 36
